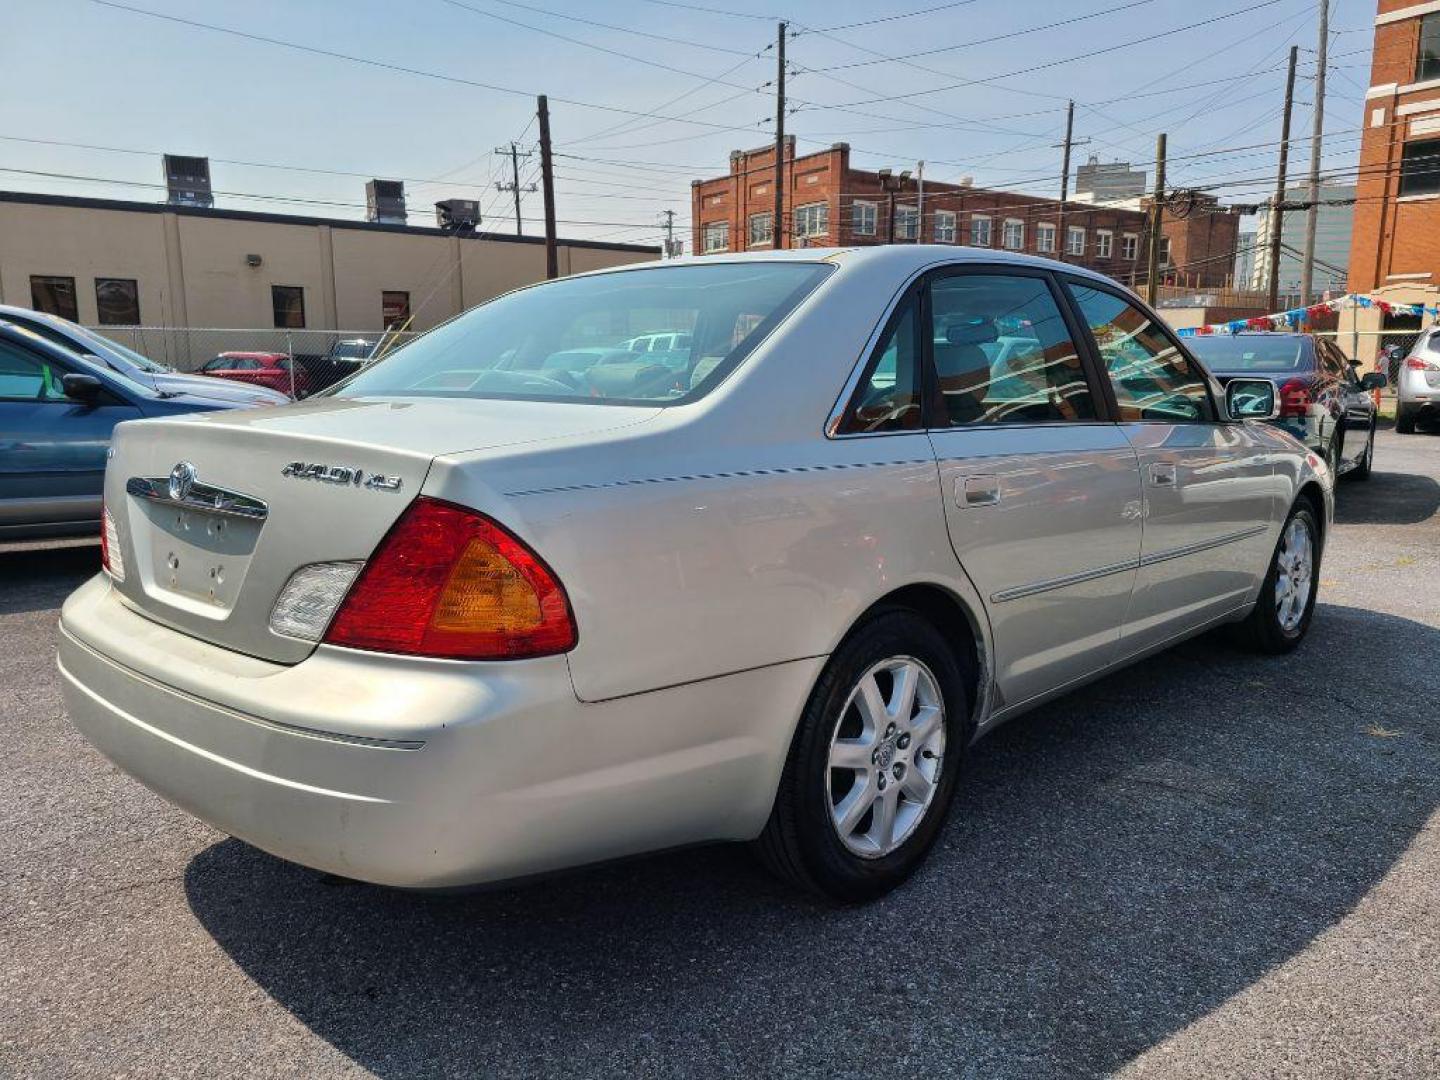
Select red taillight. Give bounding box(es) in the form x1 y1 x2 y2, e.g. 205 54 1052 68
99 500 112 571
324 497 576 660
1277 377 1312 418
1405 355 1438 371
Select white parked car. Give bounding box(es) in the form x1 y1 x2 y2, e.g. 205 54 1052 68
1397 326 1440 433
59 248 1329 900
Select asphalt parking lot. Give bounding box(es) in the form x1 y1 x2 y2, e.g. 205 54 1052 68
2 428 1437 1079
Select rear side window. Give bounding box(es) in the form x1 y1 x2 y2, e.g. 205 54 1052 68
1067 283 1215 422
335 262 832 406
927 273 1095 426
836 291 922 434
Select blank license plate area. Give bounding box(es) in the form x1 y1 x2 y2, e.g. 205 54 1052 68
139 504 262 612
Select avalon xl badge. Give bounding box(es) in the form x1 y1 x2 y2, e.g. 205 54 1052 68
281 461 403 492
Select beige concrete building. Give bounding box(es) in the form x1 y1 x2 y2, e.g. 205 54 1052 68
0 190 657 359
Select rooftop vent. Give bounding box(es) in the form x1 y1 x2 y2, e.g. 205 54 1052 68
366 179 407 224
435 198 481 232
162 154 213 208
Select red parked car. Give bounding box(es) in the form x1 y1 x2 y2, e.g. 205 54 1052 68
197 351 312 398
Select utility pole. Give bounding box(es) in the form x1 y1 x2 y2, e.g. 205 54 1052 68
494 142 535 236
773 21 786 250
661 209 677 258
537 95 558 279
1145 132 1167 307
1053 100 1090 261
916 160 924 241
1299 0 1328 303
1058 100 1074 262
1267 46 1299 312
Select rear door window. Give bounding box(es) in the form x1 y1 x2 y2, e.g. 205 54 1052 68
927 272 1096 426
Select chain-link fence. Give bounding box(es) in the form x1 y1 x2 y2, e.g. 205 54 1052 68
87 326 421 392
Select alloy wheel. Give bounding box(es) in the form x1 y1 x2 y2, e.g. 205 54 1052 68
825 656 946 858
1274 516 1314 632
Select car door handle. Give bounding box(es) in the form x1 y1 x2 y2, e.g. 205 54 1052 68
1148 462 1177 487
954 474 1000 508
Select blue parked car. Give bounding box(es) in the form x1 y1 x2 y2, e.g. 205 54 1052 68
0 304 289 408
0 321 270 540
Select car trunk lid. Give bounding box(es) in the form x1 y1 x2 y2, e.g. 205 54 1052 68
104 396 657 663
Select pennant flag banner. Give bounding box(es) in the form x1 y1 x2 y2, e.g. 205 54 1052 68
1175 293 1440 337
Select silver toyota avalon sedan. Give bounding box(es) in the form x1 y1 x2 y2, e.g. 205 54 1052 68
58 247 1329 901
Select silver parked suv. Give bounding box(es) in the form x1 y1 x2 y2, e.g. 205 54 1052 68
1397 327 1440 433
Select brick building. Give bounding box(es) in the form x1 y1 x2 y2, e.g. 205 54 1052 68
691 139 1241 289
1347 1 1440 310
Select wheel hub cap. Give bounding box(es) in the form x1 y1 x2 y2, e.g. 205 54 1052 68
825 656 946 859
1274 516 1314 633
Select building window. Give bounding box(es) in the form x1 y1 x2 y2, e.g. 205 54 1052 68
1160 236 1172 267
94 278 140 325
1036 223 1056 253
272 285 306 329
895 206 919 241
382 290 410 329
853 201 877 236
30 276 78 322
1002 219 1024 250
748 212 773 246
794 202 829 240
970 215 991 246
1066 226 1086 256
1400 138 1440 197
934 210 957 243
1419 13 1440 82
702 221 730 253
1096 230 1114 258
1122 233 1139 260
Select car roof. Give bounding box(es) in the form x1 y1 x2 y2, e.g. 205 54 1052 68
0 319 122 374
590 244 1130 292
217 351 286 360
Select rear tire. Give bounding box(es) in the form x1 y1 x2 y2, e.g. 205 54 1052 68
1396 407 1417 435
1233 503 1320 655
755 609 970 902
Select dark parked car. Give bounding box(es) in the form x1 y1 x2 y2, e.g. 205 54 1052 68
198 351 313 398
0 322 260 539
0 305 289 407
1188 332 1387 480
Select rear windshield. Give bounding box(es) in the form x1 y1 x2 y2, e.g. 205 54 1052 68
1188 335 1311 372
332 262 832 405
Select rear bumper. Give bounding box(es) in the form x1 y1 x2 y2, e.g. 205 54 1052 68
1397 370 1440 407
58 575 821 888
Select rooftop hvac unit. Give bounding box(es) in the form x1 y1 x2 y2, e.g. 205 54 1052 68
162 154 213 207
366 179 407 224
435 198 481 232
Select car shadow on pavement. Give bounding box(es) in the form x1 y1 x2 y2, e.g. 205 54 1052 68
0 543 99 616
1335 468 1440 526
185 602 1440 1080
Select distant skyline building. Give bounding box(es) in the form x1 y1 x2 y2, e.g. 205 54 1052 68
1247 180 1355 300
1073 155 1148 205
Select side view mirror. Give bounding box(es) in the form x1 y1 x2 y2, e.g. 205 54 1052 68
1225 377 1279 421
61 372 104 404
1360 371 1389 390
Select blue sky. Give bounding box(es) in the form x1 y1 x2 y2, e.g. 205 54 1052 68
1 0 1374 247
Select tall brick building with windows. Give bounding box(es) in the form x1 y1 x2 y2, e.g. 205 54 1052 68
1349 1 1440 297
691 139 1240 289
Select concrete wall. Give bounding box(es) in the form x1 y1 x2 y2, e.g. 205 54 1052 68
0 192 657 336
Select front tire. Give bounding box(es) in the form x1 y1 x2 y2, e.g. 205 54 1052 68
1234 503 1320 654
755 610 970 902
